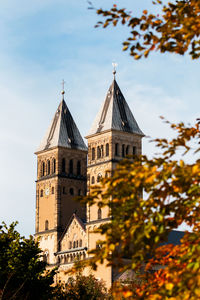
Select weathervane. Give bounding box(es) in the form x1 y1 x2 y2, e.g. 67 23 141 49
112 62 118 78
61 79 66 98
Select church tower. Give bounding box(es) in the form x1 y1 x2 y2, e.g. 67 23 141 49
85 74 144 285
35 90 87 265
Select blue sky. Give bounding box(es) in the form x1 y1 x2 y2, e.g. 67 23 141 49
0 0 199 236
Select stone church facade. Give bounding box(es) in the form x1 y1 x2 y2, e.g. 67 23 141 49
34 76 144 287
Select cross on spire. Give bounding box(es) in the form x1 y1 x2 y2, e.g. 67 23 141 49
61 79 66 98
112 62 118 79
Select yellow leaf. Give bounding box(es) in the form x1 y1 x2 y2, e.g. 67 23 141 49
123 291 133 298
165 283 174 290
195 288 200 297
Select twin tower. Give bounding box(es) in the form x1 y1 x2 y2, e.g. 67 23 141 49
35 76 144 285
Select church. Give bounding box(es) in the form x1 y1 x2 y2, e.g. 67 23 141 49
34 73 144 287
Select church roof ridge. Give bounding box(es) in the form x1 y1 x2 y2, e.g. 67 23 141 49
36 97 87 153
86 78 144 138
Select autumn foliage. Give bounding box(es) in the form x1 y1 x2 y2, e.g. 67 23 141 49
81 119 200 299
90 0 200 59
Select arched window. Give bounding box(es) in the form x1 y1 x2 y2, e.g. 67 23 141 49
79 240 82 247
78 189 81 196
40 189 43 197
77 161 81 176
63 187 66 194
106 143 109 156
91 176 95 184
97 173 102 183
126 145 129 156
115 143 119 156
52 159 56 174
73 241 76 248
69 188 74 195
45 220 49 230
105 172 109 178
101 145 104 157
43 251 49 263
133 146 136 155
92 148 95 160
69 241 72 249
122 144 125 157
62 158 66 173
69 159 73 174
42 162 45 176
52 187 54 194
97 146 101 159
98 208 102 220
76 241 78 248
47 160 50 175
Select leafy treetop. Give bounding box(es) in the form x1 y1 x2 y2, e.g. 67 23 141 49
78 118 200 299
89 0 200 59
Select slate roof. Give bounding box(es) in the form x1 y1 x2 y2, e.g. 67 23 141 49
161 230 185 246
86 79 144 137
36 98 87 153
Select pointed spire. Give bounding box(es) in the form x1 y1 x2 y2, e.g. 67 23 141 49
36 96 87 153
86 78 144 137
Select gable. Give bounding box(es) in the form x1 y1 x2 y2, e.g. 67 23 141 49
60 215 86 251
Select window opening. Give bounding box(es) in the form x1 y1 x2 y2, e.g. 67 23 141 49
98 208 102 220
69 159 73 174
69 188 74 195
106 143 109 156
97 146 101 159
115 143 119 156
77 161 81 176
47 160 50 175
92 148 95 160
122 144 125 157
45 220 49 230
52 159 56 174
62 158 66 173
